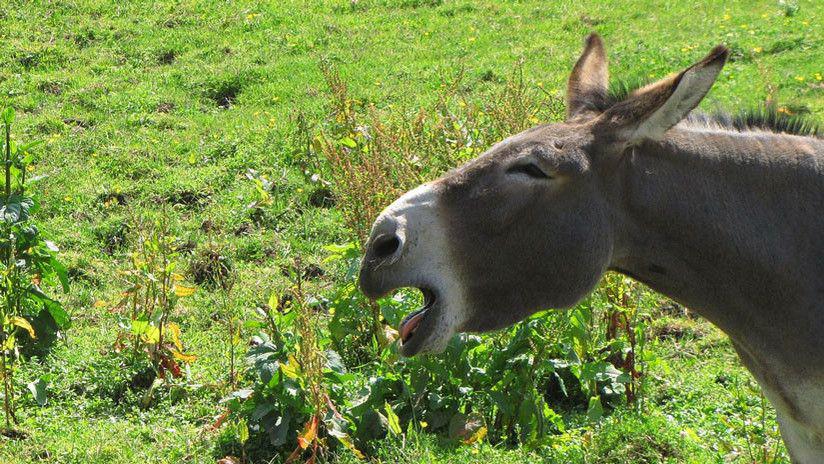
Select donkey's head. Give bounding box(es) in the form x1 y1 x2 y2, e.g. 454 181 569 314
360 34 729 356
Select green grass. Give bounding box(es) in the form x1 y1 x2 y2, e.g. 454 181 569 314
0 0 820 462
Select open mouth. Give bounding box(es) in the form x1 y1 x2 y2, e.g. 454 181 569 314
399 287 436 347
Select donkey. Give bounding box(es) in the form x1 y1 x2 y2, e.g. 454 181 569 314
358 34 824 462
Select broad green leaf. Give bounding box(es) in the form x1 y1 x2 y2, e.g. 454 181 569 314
0 194 34 223
586 395 604 421
338 136 357 148
267 413 291 446
50 257 70 292
45 300 70 328
238 418 249 444
2 333 15 350
384 402 402 436
280 355 300 379
1 107 14 125
27 378 47 406
267 292 279 311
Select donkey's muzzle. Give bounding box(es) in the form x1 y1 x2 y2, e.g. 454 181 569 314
359 214 405 298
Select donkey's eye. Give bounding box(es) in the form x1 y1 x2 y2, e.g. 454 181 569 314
507 163 551 179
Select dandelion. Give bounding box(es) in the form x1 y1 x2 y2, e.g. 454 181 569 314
815 73 822 81
795 76 805 82
723 13 731 21
752 47 763 53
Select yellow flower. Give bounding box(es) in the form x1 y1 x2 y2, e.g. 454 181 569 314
468 36 476 42
723 13 731 21
795 76 805 82
752 47 763 53
815 73 822 81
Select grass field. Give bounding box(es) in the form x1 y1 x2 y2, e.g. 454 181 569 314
0 0 821 462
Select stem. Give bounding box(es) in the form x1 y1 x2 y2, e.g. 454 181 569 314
1 120 15 430
156 211 170 373
221 289 235 387
4 121 10 198
1 348 10 430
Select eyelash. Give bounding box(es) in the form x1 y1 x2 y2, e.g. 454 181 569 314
507 163 551 179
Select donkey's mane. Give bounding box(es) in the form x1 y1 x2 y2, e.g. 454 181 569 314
597 79 822 138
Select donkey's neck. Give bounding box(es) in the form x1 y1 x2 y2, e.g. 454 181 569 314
610 128 824 372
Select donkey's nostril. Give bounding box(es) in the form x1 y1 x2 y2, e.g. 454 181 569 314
372 234 401 259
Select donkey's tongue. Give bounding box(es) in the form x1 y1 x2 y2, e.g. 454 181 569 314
400 310 427 343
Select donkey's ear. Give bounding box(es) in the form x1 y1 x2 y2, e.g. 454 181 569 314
598 45 729 144
566 33 609 120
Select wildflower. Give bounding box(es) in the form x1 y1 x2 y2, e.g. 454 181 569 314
723 13 731 21
815 73 822 81
795 76 805 82
752 47 763 53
